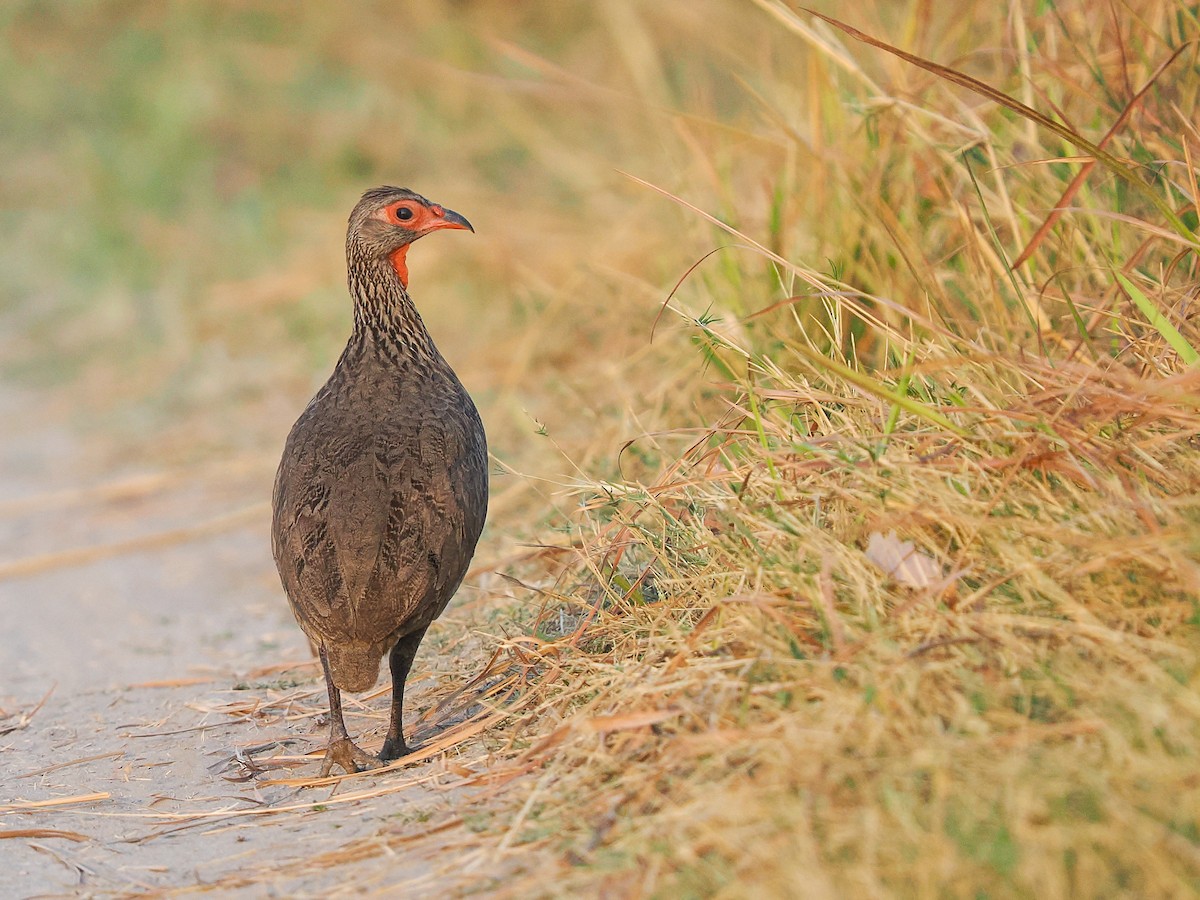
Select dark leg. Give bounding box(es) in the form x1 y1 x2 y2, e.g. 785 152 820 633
318 646 381 777
379 626 429 761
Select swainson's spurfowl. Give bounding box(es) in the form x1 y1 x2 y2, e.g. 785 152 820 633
272 187 487 775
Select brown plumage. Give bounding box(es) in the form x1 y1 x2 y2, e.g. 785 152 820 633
272 186 487 775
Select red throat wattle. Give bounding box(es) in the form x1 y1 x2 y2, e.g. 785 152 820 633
389 245 410 288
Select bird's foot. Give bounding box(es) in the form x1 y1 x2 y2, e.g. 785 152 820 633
319 737 383 777
379 736 414 763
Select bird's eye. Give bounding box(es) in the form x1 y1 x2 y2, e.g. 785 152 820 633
395 206 414 221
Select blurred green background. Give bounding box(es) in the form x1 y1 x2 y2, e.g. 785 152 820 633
6 0 1190 488
2 0 808 484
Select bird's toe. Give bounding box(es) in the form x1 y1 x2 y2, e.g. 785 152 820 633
319 737 383 776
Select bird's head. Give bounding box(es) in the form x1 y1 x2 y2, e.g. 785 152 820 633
347 186 474 289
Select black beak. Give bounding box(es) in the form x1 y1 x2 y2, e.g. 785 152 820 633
440 207 474 233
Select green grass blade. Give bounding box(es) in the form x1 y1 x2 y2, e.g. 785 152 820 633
805 8 1200 249
962 153 1038 337
1115 271 1200 366
791 342 968 437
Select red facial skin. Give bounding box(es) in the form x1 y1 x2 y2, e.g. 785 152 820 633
382 201 471 288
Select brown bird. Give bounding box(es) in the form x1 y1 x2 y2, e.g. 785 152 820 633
272 187 487 776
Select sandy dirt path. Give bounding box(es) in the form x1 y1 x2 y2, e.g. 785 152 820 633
0 387 499 896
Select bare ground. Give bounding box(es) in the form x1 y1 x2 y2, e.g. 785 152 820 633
0 386 506 897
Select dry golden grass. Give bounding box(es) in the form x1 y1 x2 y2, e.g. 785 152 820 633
423 4 1200 895
4 0 1199 896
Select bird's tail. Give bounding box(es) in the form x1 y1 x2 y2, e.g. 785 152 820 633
325 641 382 693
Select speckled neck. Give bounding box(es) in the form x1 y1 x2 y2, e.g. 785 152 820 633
344 239 438 367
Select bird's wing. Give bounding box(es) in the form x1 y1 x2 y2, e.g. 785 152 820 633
361 427 436 618
431 405 489 608
272 424 389 632
368 404 488 618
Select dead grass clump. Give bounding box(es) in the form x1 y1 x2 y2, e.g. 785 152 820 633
416 3 1200 895
475 349 1199 896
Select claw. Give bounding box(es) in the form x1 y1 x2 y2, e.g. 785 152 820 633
319 737 384 777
